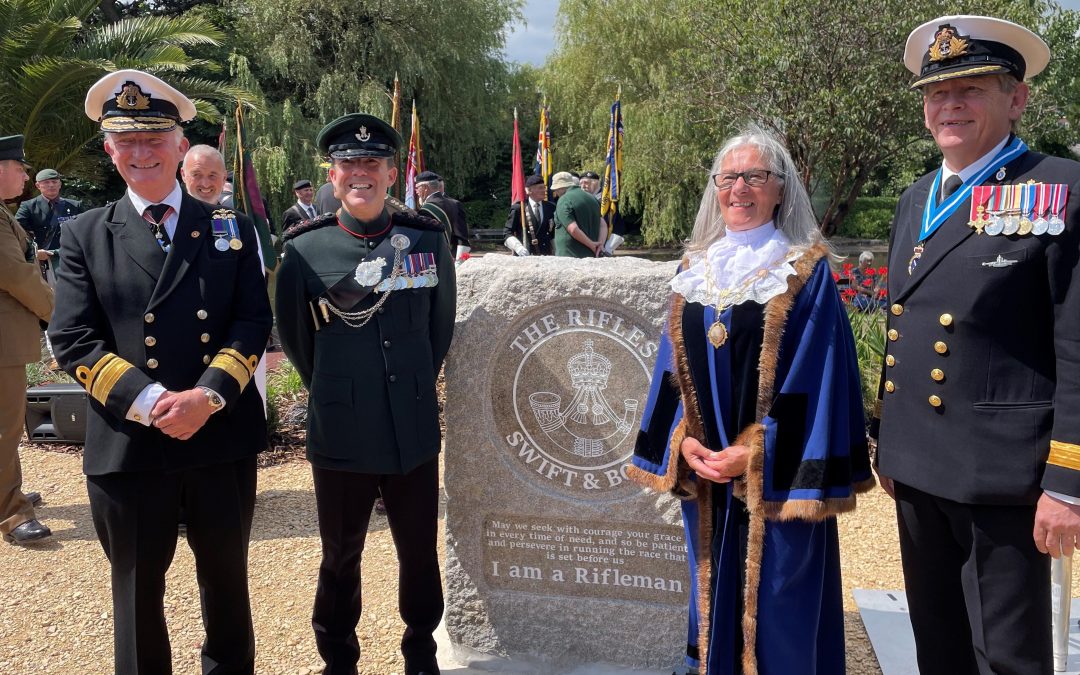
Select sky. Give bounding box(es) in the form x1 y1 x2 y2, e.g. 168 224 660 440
502 1 1080 67
503 1 558 67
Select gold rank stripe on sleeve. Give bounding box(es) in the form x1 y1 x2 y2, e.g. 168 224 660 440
209 348 259 390
1048 440 1080 472
75 353 135 405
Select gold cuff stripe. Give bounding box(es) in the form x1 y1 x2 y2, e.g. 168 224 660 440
911 65 1007 88
76 353 135 405
1049 440 1080 472
209 349 258 391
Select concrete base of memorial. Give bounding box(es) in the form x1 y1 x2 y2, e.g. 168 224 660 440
443 255 688 672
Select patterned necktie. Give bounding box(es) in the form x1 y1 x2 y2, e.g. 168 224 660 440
306 204 316 219
940 175 962 205
143 204 173 253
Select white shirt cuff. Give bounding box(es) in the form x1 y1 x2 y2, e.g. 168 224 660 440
1045 490 1080 506
126 383 166 426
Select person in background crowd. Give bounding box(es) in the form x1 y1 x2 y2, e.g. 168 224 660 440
503 174 556 256
50 69 271 675
275 113 454 675
0 134 54 545
630 125 872 674
281 179 318 231
550 171 606 258
872 15 1080 674
416 170 471 263
16 168 85 286
579 170 601 199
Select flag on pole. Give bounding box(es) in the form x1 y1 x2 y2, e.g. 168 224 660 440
217 114 228 158
404 100 424 209
511 108 526 206
533 102 552 183
232 101 277 272
600 92 624 220
390 73 402 199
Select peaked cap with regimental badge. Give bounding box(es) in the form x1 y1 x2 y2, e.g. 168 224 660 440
84 69 197 132
316 113 402 159
905 15 1050 89
0 135 31 165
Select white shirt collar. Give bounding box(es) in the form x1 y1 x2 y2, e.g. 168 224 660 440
127 181 183 236
724 221 777 246
941 135 1010 184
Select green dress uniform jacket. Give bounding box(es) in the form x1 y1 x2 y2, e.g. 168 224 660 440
554 186 602 258
419 191 471 248
873 149 1080 503
48 193 272 476
275 205 456 475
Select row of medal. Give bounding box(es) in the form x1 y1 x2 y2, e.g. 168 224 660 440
967 183 1068 236
376 252 439 291
210 209 244 251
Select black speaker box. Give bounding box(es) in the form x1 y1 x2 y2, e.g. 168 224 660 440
25 383 88 444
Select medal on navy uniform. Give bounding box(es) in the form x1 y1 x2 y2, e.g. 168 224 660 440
1048 183 1068 235
1017 184 1034 235
1001 185 1020 236
1032 183 1050 235
211 210 236 251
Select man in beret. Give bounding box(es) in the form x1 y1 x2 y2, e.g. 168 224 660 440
871 16 1080 673
579 170 601 200
415 170 471 262
275 112 454 675
49 70 271 674
0 135 54 545
281 178 318 231
550 171 606 258
15 168 85 285
502 174 555 255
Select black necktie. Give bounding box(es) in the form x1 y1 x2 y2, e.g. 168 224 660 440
940 175 962 204
532 203 541 225
144 204 173 251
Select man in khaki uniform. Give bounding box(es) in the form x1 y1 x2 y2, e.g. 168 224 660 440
0 134 54 544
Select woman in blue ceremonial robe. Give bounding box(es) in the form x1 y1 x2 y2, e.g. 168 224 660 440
629 126 874 675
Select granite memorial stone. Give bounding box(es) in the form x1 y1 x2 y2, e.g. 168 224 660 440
444 255 689 672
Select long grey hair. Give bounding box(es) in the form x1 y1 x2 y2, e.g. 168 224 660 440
686 124 823 254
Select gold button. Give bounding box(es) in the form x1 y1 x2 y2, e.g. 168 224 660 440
134 414 142 422
888 329 899 341
929 395 942 408
144 336 156 347
939 313 953 327
891 303 904 316
144 313 155 324
885 380 895 393
191 230 200 238
931 368 945 382
200 333 210 343
197 309 208 320
147 358 159 369
885 355 896 367
203 355 211 364
934 341 948 354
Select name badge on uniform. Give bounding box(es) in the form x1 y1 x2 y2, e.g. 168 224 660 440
968 183 1068 237
211 209 242 251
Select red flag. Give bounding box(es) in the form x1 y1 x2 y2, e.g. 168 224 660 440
404 100 424 209
511 108 525 205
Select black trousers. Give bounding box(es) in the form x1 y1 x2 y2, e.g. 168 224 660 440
895 481 1051 675
86 456 258 675
311 458 443 675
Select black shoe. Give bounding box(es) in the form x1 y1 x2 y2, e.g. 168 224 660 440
5 519 52 544
26 491 42 506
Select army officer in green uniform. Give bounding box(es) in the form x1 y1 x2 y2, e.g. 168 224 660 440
275 113 454 675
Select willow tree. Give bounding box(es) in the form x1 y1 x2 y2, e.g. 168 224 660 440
0 0 250 180
230 0 523 199
546 0 1079 243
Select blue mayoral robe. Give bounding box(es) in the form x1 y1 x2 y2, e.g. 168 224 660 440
629 246 874 675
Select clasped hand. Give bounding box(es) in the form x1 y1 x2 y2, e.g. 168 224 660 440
680 436 749 484
150 389 212 441
1034 493 1080 559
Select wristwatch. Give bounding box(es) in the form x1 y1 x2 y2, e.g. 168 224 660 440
198 386 225 414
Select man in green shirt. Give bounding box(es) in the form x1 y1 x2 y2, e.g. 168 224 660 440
551 171 606 258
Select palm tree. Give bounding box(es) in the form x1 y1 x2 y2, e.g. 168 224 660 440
0 0 253 177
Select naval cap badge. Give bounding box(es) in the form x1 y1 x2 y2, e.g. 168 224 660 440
115 82 151 111
928 24 970 62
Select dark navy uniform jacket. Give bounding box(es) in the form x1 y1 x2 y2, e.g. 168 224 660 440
48 193 272 476
502 199 556 255
16 194 85 252
874 150 1080 504
275 205 455 475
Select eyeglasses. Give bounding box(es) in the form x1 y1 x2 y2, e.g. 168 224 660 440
711 170 776 190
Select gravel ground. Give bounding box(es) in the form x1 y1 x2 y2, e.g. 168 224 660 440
4 446 1074 674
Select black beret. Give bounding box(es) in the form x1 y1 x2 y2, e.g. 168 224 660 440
293 179 312 190
415 170 442 183
582 171 600 180
525 175 545 187
317 113 402 159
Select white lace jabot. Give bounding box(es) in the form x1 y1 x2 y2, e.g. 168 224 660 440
670 222 798 308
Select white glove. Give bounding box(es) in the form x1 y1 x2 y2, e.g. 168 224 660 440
604 233 624 255
455 245 471 263
505 236 530 256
